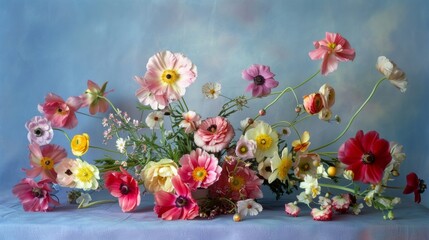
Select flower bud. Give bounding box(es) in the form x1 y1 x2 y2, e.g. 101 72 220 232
319 83 335 109
327 166 337 177
233 213 241 222
303 93 324 115
258 109 266 116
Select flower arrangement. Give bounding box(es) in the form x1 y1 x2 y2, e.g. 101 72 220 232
13 32 426 221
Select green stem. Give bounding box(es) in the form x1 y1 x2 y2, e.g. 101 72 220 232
53 128 71 142
319 183 356 194
78 199 117 209
310 77 387 152
89 145 120 154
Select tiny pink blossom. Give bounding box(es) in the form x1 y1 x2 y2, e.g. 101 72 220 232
178 148 222 190
38 93 82 129
25 143 67 183
179 111 201 134
285 202 301 217
242 64 279 98
194 116 235 153
154 176 199 220
25 116 54 145
309 32 355 76
104 167 141 212
81 80 111 115
311 205 333 221
12 178 60 212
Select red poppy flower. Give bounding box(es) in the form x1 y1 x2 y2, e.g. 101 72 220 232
403 172 426 203
338 130 392 184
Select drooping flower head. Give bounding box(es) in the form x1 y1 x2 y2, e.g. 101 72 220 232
38 93 82 129
194 116 235 153
81 80 111 115
71 158 100 190
141 159 178 193
25 116 54 145
376 56 407 92
70 133 90 157
202 82 221 99
269 147 293 184
179 111 201 134
135 51 197 110
54 158 78 188
154 175 199 220
338 130 392 184
25 143 67 183
309 32 356 76
242 64 279 97
178 148 222 190
403 172 426 203
104 167 141 212
12 178 60 212
244 121 278 162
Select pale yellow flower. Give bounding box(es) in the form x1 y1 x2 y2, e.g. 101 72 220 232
72 158 100 191
269 148 293 183
71 133 90 157
141 159 178 193
244 121 278 162
292 131 311 152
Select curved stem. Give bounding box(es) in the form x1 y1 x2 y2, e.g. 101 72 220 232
53 128 71 142
78 199 117 209
89 145 120 154
310 77 386 152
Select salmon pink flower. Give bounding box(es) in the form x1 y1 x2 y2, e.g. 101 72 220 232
242 64 279 97
38 93 82 129
309 32 355 76
178 148 222 190
104 167 141 212
303 93 324 115
338 130 392 184
194 116 235 153
54 158 78 188
403 172 426 203
12 178 60 212
179 111 201 134
25 143 67 183
25 116 54 145
154 176 199 220
81 80 111 115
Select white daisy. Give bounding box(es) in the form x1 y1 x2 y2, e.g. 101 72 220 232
145 111 164 129
237 199 263 217
116 138 126 153
202 82 221 99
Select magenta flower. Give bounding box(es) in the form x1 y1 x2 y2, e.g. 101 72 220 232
178 148 222 190
403 172 426 204
25 143 67 183
12 178 60 212
194 116 235 153
309 32 356 76
104 167 141 212
209 158 263 201
154 176 199 220
25 116 54 145
81 80 111 115
38 93 82 129
242 64 279 97
338 130 392 184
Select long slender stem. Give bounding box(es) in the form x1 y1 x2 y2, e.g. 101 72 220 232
78 199 117 209
319 183 356 194
89 145 120 154
53 128 71 142
310 77 386 152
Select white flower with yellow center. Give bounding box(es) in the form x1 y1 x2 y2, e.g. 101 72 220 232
269 147 293 183
72 158 100 191
202 82 221 99
299 175 321 198
244 121 278 162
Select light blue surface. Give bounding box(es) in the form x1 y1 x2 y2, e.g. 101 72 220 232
1 0 429 238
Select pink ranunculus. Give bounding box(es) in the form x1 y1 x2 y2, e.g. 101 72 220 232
104 167 141 212
194 116 235 153
338 130 392 184
81 80 111 115
25 143 67 183
309 32 356 76
303 92 324 115
154 175 199 220
38 93 82 129
178 148 222 190
242 64 279 98
209 157 263 201
12 178 60 212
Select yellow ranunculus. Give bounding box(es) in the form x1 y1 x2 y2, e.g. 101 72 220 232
71 133 90 157
141 159 178 193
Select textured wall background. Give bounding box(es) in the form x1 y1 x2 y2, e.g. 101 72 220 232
1 0 428 207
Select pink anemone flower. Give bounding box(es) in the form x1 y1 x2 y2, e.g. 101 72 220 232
38 93 82 129
338 130 392 184
154 175 199 220
104 167 141 212
81 80 111 115
242 64 279 98
309 32 355 76
25 143 67 183
12 178 60 212
178 148 222 190
194 116 235 153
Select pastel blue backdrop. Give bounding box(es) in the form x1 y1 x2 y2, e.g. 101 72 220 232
1 0 428 209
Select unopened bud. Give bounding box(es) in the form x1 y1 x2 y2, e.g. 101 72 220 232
259 109 266 116
233 213 241 222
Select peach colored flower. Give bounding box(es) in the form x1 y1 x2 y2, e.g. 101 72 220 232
376 56 407 92
179 111 201 134
303 93 324 115
81 80 111 115
141 159 178 193
54 158 78 188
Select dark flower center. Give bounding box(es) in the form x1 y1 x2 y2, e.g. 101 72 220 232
120 183 130 195
265 166 271 172
175 196 188 207
166 74 172 79
65 169 73 176
419 179 427 193
207 124 217 133
253 75 265 86
33 128 44 137
32 188 43 198
361 152 375 164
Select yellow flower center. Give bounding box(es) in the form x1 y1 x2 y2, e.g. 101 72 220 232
40 157 54 170
76 166 94 183
239 146 248 154
328 42 337 50
161 69 179 84
255 134 273 151
278 157 292 181
229 176 245 191
209 89 216 95
192 167 207 182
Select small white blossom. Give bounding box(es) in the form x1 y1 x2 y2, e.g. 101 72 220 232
299 175 321 198
145 111 164 129
116 138 127 153
237 199 263 217
202 82 221 99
